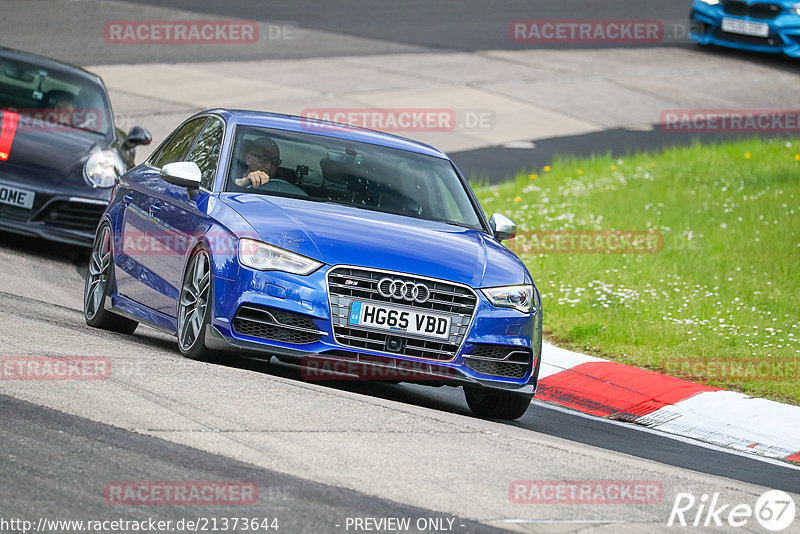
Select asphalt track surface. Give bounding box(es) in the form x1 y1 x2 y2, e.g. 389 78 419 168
115 0 800 183
0 395 503 534
116 0 684 55
4 0 800 182
0 231 798 532
452 129 795 183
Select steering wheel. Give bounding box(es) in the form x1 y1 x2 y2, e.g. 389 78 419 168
256 179 309 197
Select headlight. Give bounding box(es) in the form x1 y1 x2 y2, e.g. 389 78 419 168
84 149 124 188
238 238 322 275
482 284 537 314
698 0 720 4
793 2 800 14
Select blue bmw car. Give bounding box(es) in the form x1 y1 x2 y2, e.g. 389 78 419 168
83 109 542 419
690 0 800 56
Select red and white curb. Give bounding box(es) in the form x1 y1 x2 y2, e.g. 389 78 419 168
536 342 800 463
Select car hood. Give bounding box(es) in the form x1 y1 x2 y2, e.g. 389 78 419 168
0 127 100 187
220 194 529 288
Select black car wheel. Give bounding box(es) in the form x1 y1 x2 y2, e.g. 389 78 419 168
177 246 216 361
84 224 138 334
464 387 532 420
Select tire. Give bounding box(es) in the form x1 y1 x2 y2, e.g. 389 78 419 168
176 246 216 361
464 387 532 420
84 224 138 334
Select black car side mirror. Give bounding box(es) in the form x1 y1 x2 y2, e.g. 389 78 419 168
123 126 152 150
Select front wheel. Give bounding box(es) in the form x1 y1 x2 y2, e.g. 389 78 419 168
84 224 138 334
464 387 532 420
177 247 216 361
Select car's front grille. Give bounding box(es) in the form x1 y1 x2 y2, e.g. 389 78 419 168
0 190 50 221
37 200 107 233
463 344 531 379
721 0 783 19
308 350 461 381
328 266 478 361
0 204 35 221
722 0 748 16
232 305 320 345
465 359 529 379
333 325 461 359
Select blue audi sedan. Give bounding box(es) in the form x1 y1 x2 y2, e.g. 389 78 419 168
690 0 800 56
84 109 542 419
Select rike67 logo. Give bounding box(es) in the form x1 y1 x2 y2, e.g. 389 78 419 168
668 490 796 531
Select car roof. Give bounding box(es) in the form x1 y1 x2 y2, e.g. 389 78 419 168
0 46 103 85
202 108 450 159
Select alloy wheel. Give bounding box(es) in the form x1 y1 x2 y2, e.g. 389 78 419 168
178 250 211 351
84 225 111 319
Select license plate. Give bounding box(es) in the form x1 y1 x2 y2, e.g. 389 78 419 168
348 301 451 340
0 182 35 209
721 18 769 37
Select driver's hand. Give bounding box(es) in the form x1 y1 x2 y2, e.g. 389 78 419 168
236 170 271 187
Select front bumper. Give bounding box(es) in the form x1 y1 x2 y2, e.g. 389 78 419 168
207 263 542 396
0 194 109 247
690 3 800 57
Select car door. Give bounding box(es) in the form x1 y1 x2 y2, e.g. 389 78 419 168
130 117 208 314
113 164 154 304
145 116 224 317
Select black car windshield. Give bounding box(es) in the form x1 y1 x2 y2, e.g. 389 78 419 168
0 56 112 136
225 126 483 230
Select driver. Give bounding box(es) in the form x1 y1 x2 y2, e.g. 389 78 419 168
44 89 76 112
42 90 77 127
233 136 281 188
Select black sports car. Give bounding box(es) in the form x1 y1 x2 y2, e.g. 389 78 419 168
0 47 151 246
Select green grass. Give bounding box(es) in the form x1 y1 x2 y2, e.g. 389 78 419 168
473 137 800 404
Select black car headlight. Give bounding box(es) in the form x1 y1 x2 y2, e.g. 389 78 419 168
84 149 124 188
238 238 322 275
482 285 537 314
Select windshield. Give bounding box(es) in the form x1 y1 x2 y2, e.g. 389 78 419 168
225 126 483 229
0 56 112 136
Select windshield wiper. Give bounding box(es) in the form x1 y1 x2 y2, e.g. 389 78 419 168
61 123 106 136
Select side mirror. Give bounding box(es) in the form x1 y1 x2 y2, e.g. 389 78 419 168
123 126 152 150
161 162 201 198
489 213 517 241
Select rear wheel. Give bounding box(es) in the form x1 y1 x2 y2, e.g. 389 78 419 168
177 247 216 361
84 224 138 334
464 387 532 420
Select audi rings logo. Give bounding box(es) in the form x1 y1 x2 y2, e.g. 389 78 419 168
377 278 431 303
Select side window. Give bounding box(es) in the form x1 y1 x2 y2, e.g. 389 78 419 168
429 170 468 224
186 118 224 190
151 118 208 168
